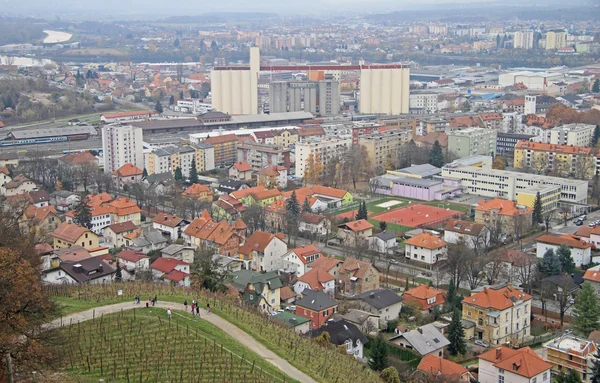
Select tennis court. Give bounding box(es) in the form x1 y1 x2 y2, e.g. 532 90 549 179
369 203 461 228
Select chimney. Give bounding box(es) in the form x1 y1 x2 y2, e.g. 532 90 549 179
370 292 375 299
496 347 502 359
98 264 103 272
417 328 423 334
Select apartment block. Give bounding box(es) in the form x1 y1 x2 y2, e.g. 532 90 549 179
496 133 535 156
448 128 497 158
515 184 561 215
409 92 438 114
102 124 144 174
549 124 595 147
546 30 568 50
513 30 535 49
359 129 412 171
202 134 238 167
544 335 597 382
513 141 596 179
462 285 532 345
193 143 215 173
237 141 291 171
295 137 352 178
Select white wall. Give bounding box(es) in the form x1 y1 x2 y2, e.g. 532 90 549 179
405 244 446 265
536 242 591 267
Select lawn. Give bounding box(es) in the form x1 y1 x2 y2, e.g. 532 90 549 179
53 308 294 383
367 219 413 234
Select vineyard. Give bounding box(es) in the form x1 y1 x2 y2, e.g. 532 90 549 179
47 283 383 383
55 307 293 383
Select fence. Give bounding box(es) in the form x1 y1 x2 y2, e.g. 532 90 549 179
364 335 421 370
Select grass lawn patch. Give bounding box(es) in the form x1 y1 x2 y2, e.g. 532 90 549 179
367 219 412 234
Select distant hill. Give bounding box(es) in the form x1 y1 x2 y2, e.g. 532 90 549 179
160 12 278 24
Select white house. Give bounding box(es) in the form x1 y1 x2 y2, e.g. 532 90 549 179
150 257 190 287
356 289 403 326
152 213 190 241
228 161 253 181
536 234 592 268
298 212 331 238
312 320 368 360
443 219 489 249
404 232 448 265
4 175 36 197
43 258 115 285
368 232 398 254
51 190 80 212
478 346 552 383
293 268 335 295
115 249 150 280
239 231 288 272
282 244 323 276
161 244 195 264
103 221 138 248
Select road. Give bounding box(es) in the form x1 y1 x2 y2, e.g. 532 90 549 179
46 301 317 383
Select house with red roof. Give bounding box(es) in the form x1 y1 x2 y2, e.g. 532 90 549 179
339 258 380 296
115 250 150 280
103 221 139 248
403 285 445 312
20 205 61 235
212 194 247 223
404 232 448 265
228 161 253 181
536 233 592 267
150 257 190 287
462 285 532 345
583 265 600 297
298 212 331 238
182 184 214 203
152 213 190 241
257 165 288 189
239 230 287 272
183 210 246 257
478 346 551 383
282 244 323 276
112 163 143 189
414 354 472 382
293 268 335 295
337 219 374 247
308 256 344 279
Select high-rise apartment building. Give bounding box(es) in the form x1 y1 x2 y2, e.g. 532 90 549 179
359 130 412 170
295 137 352 178
513 31 534 49
318 74 340 116
448 128 497 158
545 30 568 50
549 123 595 147
102 124 144 174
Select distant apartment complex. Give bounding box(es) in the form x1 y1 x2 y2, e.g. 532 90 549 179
359 129 412 171
513 30 535 49
201 134 238 167
102 124 144 174
237 142 292 171
448 128 497 158
147 144 215 177
549 124 595 147
513 141 596 179
295 137 352 178
545 30 568 50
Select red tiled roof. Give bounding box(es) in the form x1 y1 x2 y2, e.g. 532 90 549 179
297 268 335 291
515 141 592 155
51 222 93 243
151 257 188 273
116 249 148 263
536 234 592 250
309 256 342 273
338 219 373 232
405 232 447 250
106 221 138 234
152 213 184 227
583 267 600 283
340 258 374 280
479 346 551 379
239 231 283 255
417 354 468 378
403 285 445 310
202 134 238 145
463 286 532 311
476 198 532 217
113 163 143 177
161 269 188 282
231 161 253 172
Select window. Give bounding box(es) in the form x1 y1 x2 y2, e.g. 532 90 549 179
498 376 504 383
532 378 537 383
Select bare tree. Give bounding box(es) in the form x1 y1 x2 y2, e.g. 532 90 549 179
572 155 595 180
342 144 373 189
368 177 381 196
512 252 538 294
443 242 469 289
552 274 577 327
464 247 486 290
485 217 504 246
543 211 555 232
76 162 98 193
242 204 266 234
559 206 571 227
484 251 508 285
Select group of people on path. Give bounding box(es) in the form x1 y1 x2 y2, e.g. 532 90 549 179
133 295 211 322
134 295 157 308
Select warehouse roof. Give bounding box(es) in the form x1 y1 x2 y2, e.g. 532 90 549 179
10 126 97 139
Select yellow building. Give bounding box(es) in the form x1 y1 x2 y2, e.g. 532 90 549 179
546 30 568 50
202 134 239 167
273 129 299 148
193 143 215 173
544 335 597 382
516 184 560 215
462 285 532 345
359 130 411 171
514 141 596 179
51 222 99 250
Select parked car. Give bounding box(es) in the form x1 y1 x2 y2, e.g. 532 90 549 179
285 305 296 311
475 340 489 348
576 221 584 226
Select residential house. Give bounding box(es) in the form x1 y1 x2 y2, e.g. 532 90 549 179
40 246 88 272
144 172 174 196
414 354 472 382
183 210 246 257
3 174 36 196
368 231 398 254
249 188 282 207
282 189 328 213
311 320 368 359
402 285 445 312
125 226 168 253
239 231 287 272
544 334 597 382
404 232 448 265
228 161 254 181
264 199 286 231
115 250 150 280
161 244 195 264
112 163 143 189
282 244 323 276
228 270 282 313
211 253 245 274
461 285 532 345
230 185 269 206
280 286 297 306
339 258 380 296
338 309 380 334
355 289 403 326
536 234 592 268
51 222 99 251
182 184 214 203
389 324 450 357
272 311 311 334
474 198 533 236
212 195 247 223
50 190 80 212
150 257 190 287
298 212 331 238
337 220 374 247
107 197 142 225
582 265 600 297
295 290 339 329
43 257 115 284
27 190 50 207
478 346 552 383
152 213 190 241
308 256 344 279
293 268 335 295
103 221 138 248
257 165 288 189
58 151 97 166
237 141 291 170
20 205 61 235
443 219 489 249
217 180 250 195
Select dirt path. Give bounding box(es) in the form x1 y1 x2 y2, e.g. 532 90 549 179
47 301 317 383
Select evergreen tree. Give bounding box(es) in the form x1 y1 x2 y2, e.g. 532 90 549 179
555 369 583 383
428 140 445 168
445 279 457 311
380 366 400 383
447 309 467 356
594 125 600 146
174 167 183 182
302 198 312 213
591 348 600 383
368 336 389 371
142 168 148 180
379 221 388 232
286 191 301 217
155 101 163 114
532 191 544 224
556 244 575 274
540 248 561 275
573 283 600 336
180 90 184 99
169 95 175 105
593 79 600 94
189 158 198 184
115 263 122 282
74 198 93 229
356 201 368 220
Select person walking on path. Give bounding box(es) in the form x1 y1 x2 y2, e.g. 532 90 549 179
191 303 195 317
196 305 200 319
167 308 172 321
206 303 210 314
145 299 149 308
153 295 157 305
184 300 188 311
